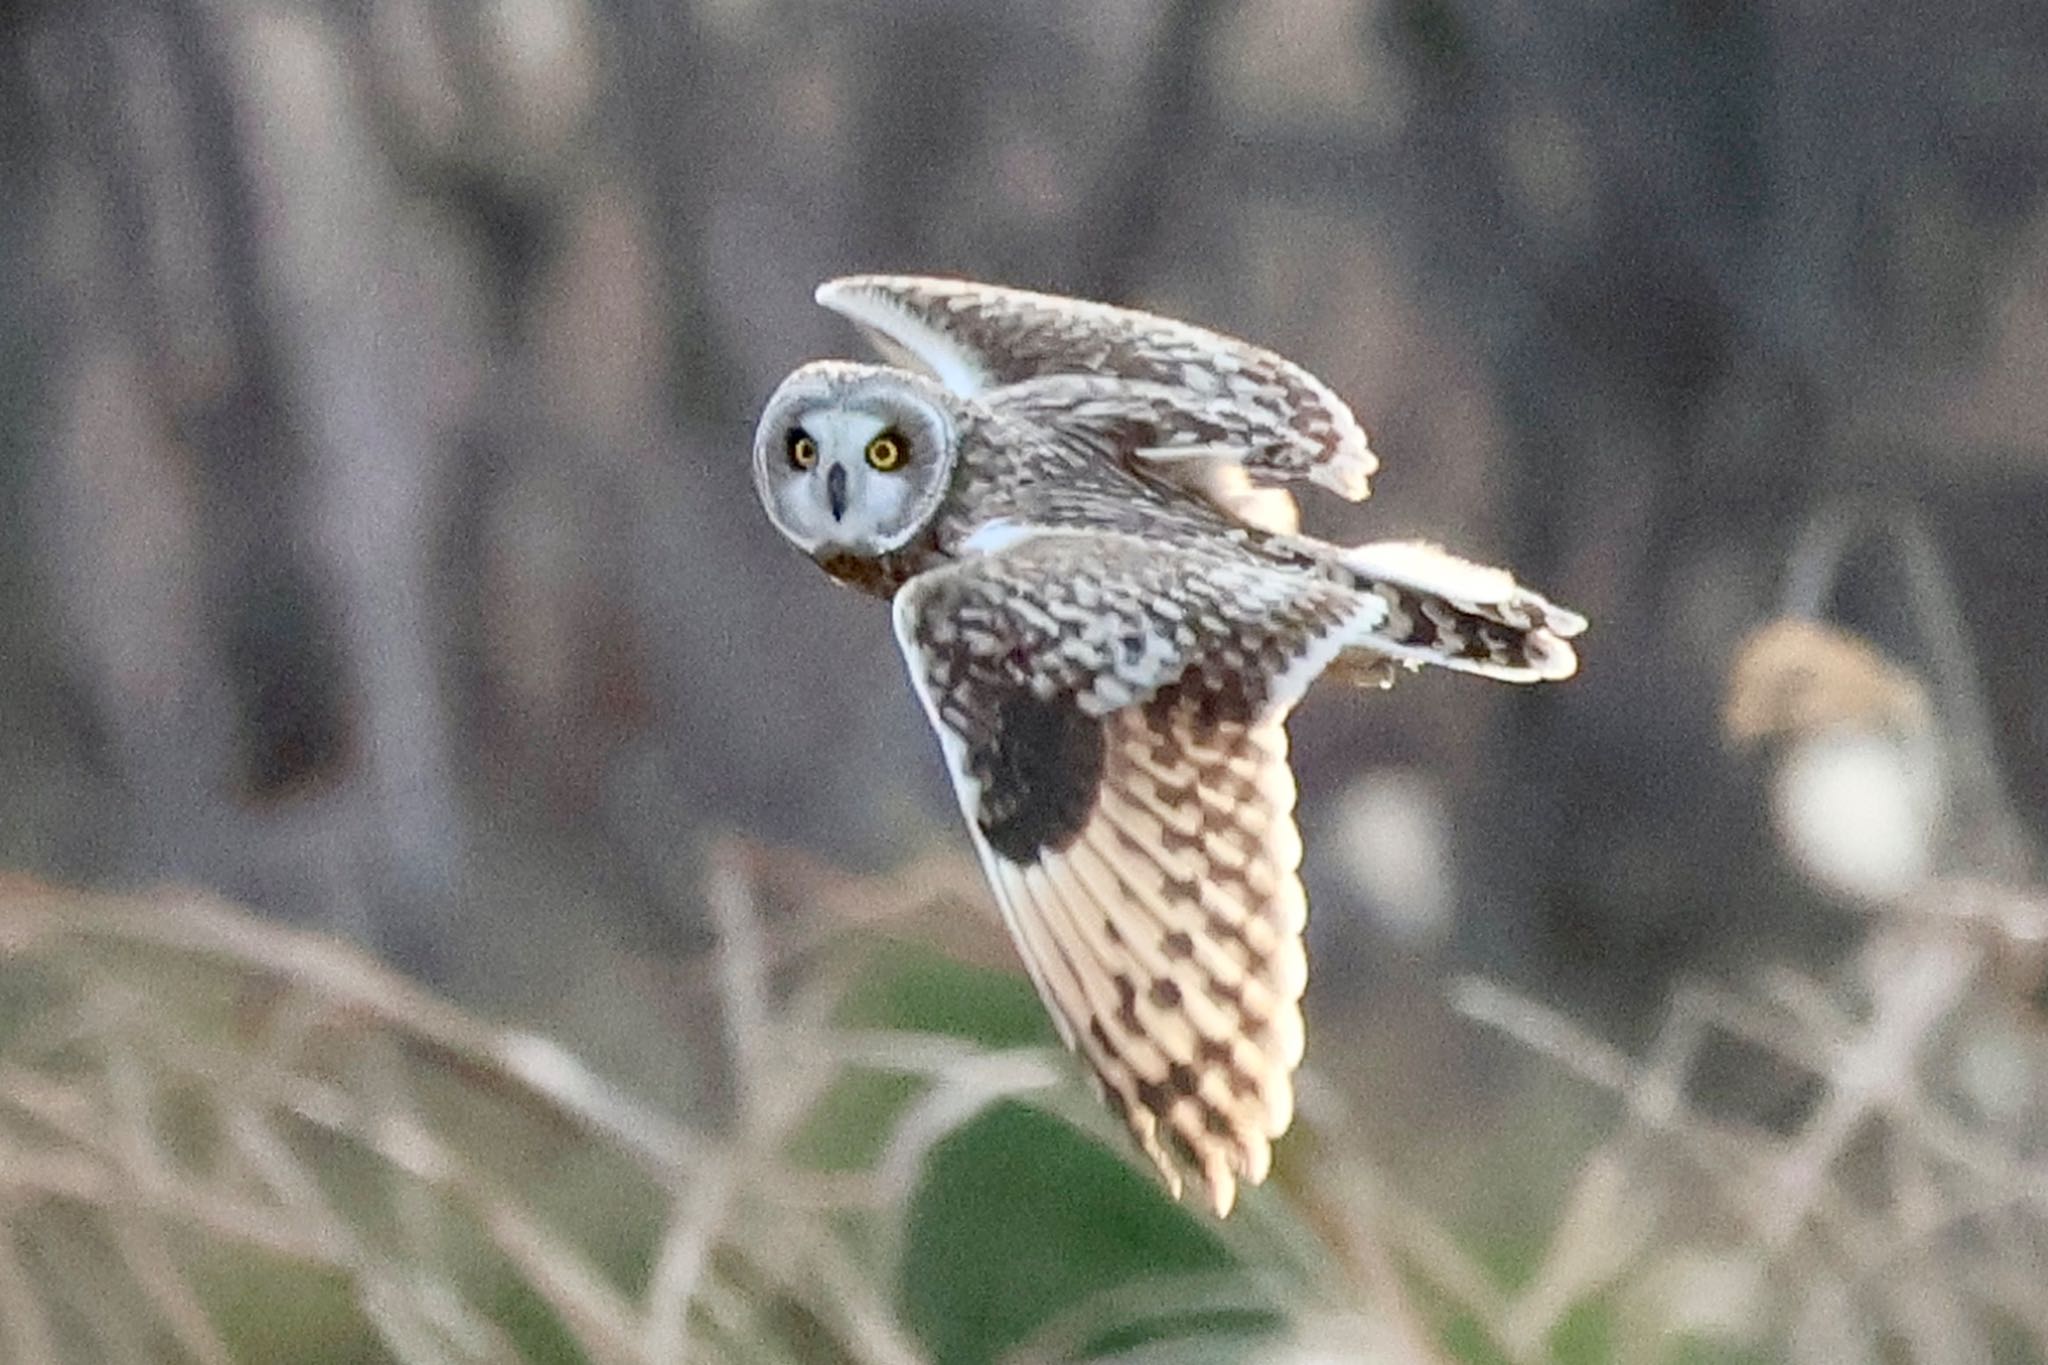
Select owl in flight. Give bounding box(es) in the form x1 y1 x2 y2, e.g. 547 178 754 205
752 276 1585 1214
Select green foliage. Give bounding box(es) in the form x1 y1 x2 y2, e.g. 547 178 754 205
822 938 1294 1363
835 942 1054 1048
1664 1341 1781 1365
900 1103 1278 1365
1549 1299 1613 1365
785 1067 926 1172
198 1250 390 1365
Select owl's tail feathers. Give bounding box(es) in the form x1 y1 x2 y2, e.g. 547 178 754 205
1338 540 1586 684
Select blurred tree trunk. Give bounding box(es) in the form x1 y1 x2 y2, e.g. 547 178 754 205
23 0 466 974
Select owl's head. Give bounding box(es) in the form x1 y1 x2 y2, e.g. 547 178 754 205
752 361 960 558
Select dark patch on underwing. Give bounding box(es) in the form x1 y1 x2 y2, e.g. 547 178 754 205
1205 909 1256 956
1149 674 1262 733
973 689 1105 862
1115 974 1142 1032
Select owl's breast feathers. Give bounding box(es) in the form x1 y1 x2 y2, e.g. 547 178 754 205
813 525 946 597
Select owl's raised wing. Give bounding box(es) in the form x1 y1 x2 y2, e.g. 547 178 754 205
985 375 1327 535
891 529 1389 1214
817 275 1377 504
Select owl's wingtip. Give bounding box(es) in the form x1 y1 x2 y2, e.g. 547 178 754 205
814 274 901 310
1308 437 1379 502
1206 1168 1240 1218
813 276 858 307
816 273 957 306
1532 635 1581 681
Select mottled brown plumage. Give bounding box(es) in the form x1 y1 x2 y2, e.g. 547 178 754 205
752 276 1586 1213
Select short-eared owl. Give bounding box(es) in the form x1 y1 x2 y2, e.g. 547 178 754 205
753 276 1586 1214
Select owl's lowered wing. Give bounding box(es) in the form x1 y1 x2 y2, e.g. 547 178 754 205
817 275 1376 504
891 530 1388 1214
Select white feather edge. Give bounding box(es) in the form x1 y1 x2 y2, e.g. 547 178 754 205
1339 539 1587 682
1342 540 1589 636
817 278 995 396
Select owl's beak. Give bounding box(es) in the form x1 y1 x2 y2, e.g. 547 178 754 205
826 463 849 521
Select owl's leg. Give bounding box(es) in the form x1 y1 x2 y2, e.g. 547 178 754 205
1325 653 1404 691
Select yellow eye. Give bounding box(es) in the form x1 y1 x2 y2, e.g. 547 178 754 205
788 431 818 469
866 432 907 472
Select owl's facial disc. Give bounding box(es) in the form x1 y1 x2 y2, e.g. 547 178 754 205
753 364 954 558
792 408 900 538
